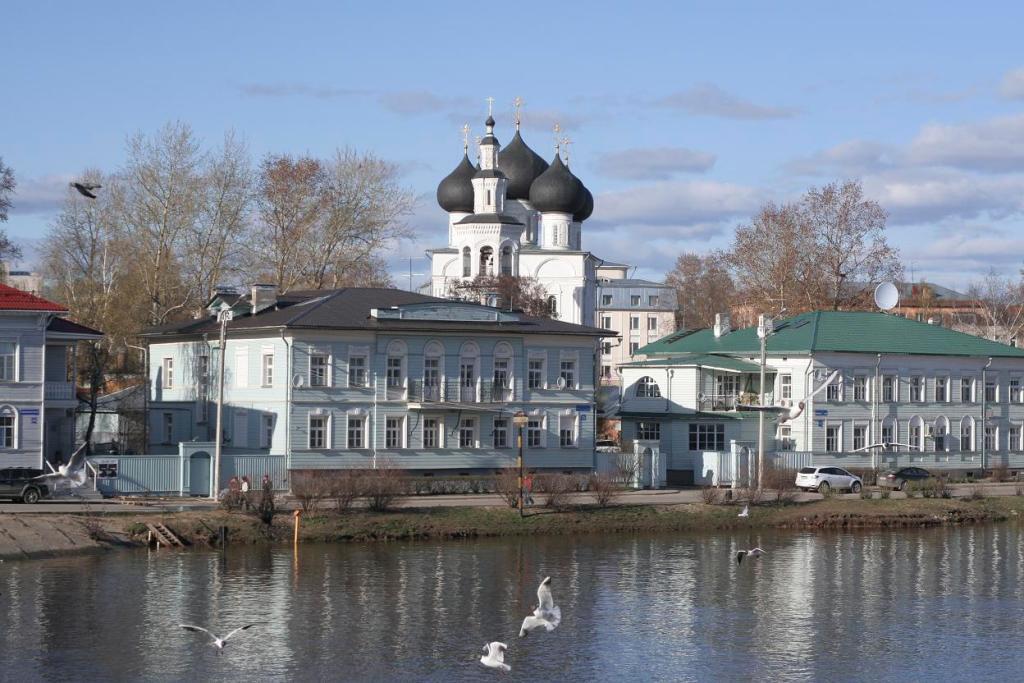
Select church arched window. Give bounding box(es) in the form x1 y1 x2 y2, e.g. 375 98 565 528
547 295 558 318
500 246 512 276
635 376 661 398
462 247 471 277
479 246 494 276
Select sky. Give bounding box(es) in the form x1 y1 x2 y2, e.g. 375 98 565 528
4 1 1024 291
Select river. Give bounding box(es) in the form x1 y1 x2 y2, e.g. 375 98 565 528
2 525 1024 682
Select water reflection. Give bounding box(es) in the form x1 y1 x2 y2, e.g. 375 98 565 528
3 525 1024 681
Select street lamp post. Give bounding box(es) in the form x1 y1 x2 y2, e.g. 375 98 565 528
513 411 529 517
211 309 232 500
756 315 773 493
981 356 992 473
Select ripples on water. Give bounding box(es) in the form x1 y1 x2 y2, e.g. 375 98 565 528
3 525 1024 682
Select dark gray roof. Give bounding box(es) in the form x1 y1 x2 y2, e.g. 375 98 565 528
498 131 549 200
48 317 103 337
529 154 584 214
573 185 594 222
436 153 476 213
142 288 610 339
480 134 499 146
454 213 524 226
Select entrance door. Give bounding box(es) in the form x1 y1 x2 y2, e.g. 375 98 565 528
189 452 211 496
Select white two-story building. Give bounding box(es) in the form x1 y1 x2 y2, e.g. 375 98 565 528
618 311 1024 485
0 283 103 469
143 286 609 478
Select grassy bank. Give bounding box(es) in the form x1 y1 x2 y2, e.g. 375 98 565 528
108 495 1024 548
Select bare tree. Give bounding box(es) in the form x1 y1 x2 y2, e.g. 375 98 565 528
0 157 13 222
448 275 553 317
665 251 735 329
963 269 1024 345
801 180 901 310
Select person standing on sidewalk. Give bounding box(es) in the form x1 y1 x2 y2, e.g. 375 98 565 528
523 473 535 506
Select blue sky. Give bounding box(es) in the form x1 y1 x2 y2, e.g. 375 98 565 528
4 1 1024 290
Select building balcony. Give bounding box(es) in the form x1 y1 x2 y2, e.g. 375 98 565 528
45 381 75 400
408 379 513 406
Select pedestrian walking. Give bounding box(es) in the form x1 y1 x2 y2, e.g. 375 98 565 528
241 476 251 510
523 473 535 506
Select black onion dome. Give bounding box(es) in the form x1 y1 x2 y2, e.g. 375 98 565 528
485 115 496 127
529 154 584 214
573 185 594 222
499 131 549 200
436 153 476 212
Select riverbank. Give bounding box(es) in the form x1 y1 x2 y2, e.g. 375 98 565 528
4 494 1024 559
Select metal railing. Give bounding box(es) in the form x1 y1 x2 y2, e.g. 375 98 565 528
407 379 513 404
44 381 75 400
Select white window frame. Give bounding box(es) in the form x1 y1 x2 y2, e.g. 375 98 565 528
348 350 368 388
528 354 546 390
601 315 612 330
385 415 405 449
882 375 897 403
985 424 999 452
261 352 274 387
559 353 578 389
648 295 660 307
493 417 509 449
935 376 949 403
780 374 793 400
260 414 274 449
960 416 974 452
636 421 661 441
961 376 975 403
630 295 640 307
635 376 661 398
826 376 843 403
853 375 868 402
908 417 923 452
689 423 725 451
1010 423 1022 452
422 416 442 449
527 415 545 448
0 405 17 448
629 341 639 355
309 351 330 388
630 315 640 331
163 412 174 445
853 423 867 452
601 294 612 306
1011 377 1023 404
459 417 477 449
162 357 174 389
559 413 578 448
347 412 366 449
909 376 924 403
985 378 998 404
0 341 18 382
825 422 842 453
308 413 329 450
234 347 249 389
777 424 793 451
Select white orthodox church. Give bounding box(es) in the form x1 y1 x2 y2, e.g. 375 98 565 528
428 112 602 326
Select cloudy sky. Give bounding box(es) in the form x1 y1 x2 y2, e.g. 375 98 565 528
4 1 1024 290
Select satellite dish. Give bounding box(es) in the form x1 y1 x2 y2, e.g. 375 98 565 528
292 374 305 388
874 282 900 311
555 376 567 390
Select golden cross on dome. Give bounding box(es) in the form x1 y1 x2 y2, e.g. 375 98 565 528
461 123 470 152
553 123 561 154
486 96 495 117
560 136 573 165
513 96 523 130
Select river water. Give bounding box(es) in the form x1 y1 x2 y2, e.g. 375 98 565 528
3 524 1024 682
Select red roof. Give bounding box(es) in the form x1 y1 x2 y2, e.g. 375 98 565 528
0 283 68 312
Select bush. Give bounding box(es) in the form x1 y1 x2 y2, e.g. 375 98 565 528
536 473 575 510
932 476 952 499
859 487 873 500
700 486 722 505
292 471 331 513
991 463 1011 483
495 468 522 509
613 453 638 487
362 467 407 512
589 472 621 508
967 484 986 500
220 490 245 512
1017 484 1024 497
763 466 796 492
330 471 363 512
879 488 891 499
258 480 276 525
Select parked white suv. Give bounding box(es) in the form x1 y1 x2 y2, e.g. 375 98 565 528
795 466 862 494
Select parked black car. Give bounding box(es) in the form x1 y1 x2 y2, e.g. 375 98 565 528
878 467 932 491
0 468 50 503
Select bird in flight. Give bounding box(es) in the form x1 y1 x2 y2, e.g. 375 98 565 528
519 576 562 637
34 442 89 489
179 623 262 651
480 641 510 671
736 547 766 565
738 504 749 518
70 182 101 199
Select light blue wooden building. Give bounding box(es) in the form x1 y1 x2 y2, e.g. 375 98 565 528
143 286 610 477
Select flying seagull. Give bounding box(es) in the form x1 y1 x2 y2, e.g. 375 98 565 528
519 576 561 637
179 623 262 651
34 442 89 489
480 642 510 672
736 547 766 565
851 441 914 453
70 182 102 199
738 504 749 518
735 370 840 422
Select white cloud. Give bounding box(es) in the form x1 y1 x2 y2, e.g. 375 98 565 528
7 174 72 216
904 114 1024 172
593 180 761 226
863 169 1024 224
786 140 894 176
656 84 798 120
379 91 474 116
595 147 716 180
239 83 368 99
999 66 1024 100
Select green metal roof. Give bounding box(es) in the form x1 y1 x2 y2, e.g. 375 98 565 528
639 311 1024 358
620 354 770 373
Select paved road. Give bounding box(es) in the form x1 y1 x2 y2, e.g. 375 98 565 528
2 482 1021 514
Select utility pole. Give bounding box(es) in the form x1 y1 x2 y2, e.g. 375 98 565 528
513 411 528 517
212 309 232 500
982 356 992 473
756 315 773 493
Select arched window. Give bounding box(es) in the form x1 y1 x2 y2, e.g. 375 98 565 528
934 416 949 452
462 246 471 277
547 295 558 318
492 342 513 401
385 340 407 399
960 416 974 452
908 416 924 452
636 376 661 398
459 341 480 402
422 341 444 401
500 245 513 276
0 405 16 449
479 246 494 276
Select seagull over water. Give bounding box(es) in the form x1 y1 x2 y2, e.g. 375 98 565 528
179 623 262 652
736 548 766 565
738 504 749 518
519 576 561 637
34 443 89 489
480 641 510 672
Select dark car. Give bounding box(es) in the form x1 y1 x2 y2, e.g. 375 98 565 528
0 468 50 503
878 467 932 491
